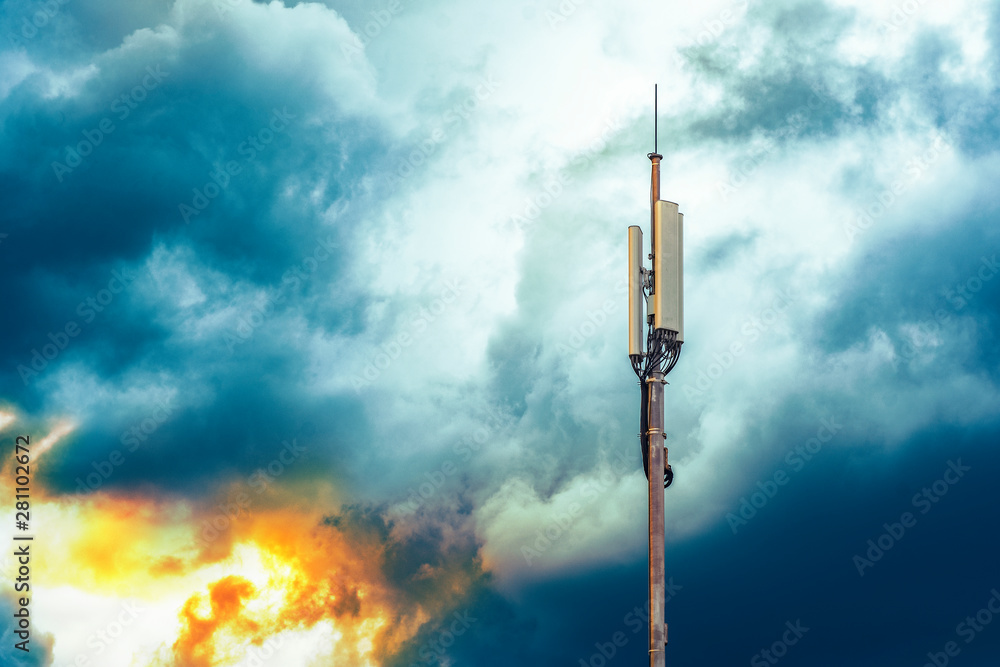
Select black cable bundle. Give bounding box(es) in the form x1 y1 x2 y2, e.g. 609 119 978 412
632 324 681 487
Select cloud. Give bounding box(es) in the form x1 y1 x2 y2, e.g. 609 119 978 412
2 0 1000 663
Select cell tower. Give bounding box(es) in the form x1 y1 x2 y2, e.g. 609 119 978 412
628 84 684 667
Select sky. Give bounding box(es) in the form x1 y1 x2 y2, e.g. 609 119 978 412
0 0 999 665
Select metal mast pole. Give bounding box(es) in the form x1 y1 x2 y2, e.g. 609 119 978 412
630 83 681 666
647 150 666 667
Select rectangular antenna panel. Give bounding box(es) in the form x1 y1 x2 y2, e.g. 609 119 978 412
628 225 644 357
677 212 684 342
653 200 682 335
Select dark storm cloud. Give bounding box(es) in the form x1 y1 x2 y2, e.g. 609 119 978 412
44 357 372 495
0 0 399 494
678 1 886 145
2 0 174 58
516 424 1000 666
813 196 1000 388
698 228 759 271
677 0 1000 161
321 502 539 667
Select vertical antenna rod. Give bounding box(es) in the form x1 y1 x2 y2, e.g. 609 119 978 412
649 85 663 273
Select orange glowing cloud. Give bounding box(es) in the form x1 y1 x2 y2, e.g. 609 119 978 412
172 576 260 667
2 417 489 667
